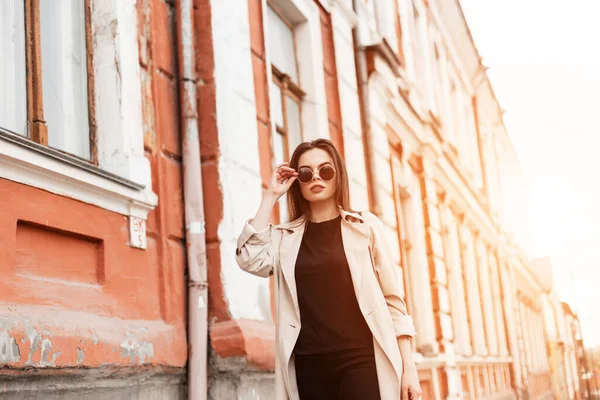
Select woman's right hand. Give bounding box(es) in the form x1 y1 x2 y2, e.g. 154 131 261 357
250 162 298 232
266 162 298 200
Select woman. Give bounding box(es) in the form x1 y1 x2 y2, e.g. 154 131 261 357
235 139 421 400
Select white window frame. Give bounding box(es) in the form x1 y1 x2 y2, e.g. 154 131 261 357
0 0 156 219
263 0 329 143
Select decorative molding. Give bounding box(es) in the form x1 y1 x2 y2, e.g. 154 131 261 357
209 319 276 372
0 128 143 190
329 0 358 27
0 131 157 219
314 0 331 13
365 39 403 77
455 356 513 366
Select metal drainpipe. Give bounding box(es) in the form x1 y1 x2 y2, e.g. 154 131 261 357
175 1 208 399
352 0 381 216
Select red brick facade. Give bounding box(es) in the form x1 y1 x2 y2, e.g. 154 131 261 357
0 0 187 376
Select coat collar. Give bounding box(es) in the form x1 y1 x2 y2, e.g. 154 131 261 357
274 206 365 232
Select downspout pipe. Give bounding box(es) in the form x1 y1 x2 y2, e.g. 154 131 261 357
352 0 382 216
175 1 208 399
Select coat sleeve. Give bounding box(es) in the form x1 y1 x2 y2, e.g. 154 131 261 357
365 211 417 338
235 219 277 278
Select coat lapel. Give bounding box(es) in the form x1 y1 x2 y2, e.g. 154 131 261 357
339 208 370 307
275 216 306 320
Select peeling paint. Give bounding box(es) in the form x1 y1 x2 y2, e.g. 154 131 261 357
25 325 41 366
110 19 122 109
0 316 17 332
0 331 20 363
41 339 52 364
39 338 60 366
77 347 85 365
120 337 154 364
92 334 99 345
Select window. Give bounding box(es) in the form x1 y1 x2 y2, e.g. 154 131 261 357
449 74 464 149
0 1 27 136
433 42 445 118
1 0 93 160
396 163 436 354
444 210 472 356
0 0 156 220
409 5 426 96
267 4 305 165
267 3 306 222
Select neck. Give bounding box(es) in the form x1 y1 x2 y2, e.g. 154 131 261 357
308 199 340 223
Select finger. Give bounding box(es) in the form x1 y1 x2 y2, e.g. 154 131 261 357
275 167 295 177
412 388 421 399
284 176 297 189
402 387 409 400
273 162 289 172
280 169 298 179
279 167 297 174
281 171 298 179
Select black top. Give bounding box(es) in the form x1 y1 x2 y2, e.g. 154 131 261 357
293 214 373 354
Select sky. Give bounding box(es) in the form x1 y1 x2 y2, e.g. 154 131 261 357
460 0 600 346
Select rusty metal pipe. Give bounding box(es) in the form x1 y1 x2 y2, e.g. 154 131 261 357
175 1 208 398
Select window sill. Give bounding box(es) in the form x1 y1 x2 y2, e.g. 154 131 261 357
0 128 157 219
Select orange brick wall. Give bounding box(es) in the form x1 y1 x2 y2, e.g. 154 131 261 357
0 0 187 370
194 0 229 326
139 0 187 328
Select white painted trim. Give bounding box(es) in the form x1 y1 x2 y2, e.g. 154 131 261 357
267 0 329 142
0 137 157 219
373 0 397 51
354 0 380 46
91 0 152 187
0 0 156 219
328 0 358 27
314 0 330 13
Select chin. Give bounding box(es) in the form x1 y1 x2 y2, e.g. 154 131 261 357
304 190 334 203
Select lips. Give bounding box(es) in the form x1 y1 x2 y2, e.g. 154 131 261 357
310 184 325 192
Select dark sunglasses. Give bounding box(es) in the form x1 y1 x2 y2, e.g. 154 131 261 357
297 164 335 183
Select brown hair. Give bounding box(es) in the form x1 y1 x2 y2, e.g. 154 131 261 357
286 138 352 221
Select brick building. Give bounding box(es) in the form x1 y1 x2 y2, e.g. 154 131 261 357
200 0 549 398
0 0 587 399
1 0 187 397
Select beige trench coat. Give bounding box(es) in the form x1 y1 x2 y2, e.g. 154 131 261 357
235 206 417 400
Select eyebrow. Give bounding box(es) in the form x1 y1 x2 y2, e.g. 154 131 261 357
299 161 332 169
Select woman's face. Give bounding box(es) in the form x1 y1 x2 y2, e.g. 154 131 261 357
296 148 337 203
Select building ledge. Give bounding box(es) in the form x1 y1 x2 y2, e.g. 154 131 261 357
209 319 276 372
0 304 186 368
0 128 157 220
